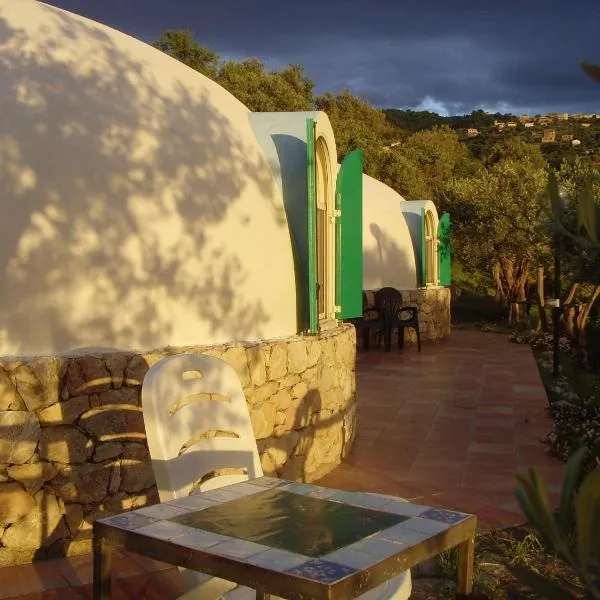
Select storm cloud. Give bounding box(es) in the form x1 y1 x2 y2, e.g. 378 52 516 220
47 0 600 115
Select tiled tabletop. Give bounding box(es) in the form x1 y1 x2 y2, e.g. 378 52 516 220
95 477 476 598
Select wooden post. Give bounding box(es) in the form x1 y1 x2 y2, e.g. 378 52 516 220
93 531 113 600
457 535 475 597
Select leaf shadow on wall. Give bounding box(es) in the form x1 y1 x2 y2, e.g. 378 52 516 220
0 5 289 356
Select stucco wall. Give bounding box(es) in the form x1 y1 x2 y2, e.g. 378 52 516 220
400 200 440 286
249 112 338 331
0 0 298 356
364 287 451 343
362 174 418 290
0 325 356 566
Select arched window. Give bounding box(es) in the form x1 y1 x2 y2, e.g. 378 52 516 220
424 210 437 286
315 137 331 321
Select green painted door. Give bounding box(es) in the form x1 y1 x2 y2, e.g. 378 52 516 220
335 150 363 319
306 118 318 333
438 212 452 286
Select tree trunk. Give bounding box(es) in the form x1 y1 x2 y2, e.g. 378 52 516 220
576 285 600 344
536 266 548 332
562 283 579 340
495 257 531 323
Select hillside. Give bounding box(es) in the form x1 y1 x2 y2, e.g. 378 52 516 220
384 108 600 167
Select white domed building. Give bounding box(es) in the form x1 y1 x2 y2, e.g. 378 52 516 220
0 0 450 565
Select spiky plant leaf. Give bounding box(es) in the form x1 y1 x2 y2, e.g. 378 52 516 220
581 62 600 84
507 564 578 600
576 468 600 570
558 446 588 533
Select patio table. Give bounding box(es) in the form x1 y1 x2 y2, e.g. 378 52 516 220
93 477 476 599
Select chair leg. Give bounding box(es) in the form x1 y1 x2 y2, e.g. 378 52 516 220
398 327 405 350
416 326 421 352
384 327 392 352
362 329 370 351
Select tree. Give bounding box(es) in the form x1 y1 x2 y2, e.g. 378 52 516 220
403 126 477 198
440 151 548 314
153 30 219 78
316 91 400 178
217 59 314 112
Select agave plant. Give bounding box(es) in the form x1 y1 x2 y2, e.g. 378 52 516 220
511 447 600 599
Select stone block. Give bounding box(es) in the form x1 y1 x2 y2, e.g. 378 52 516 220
0 482 36 525
287 342 308 374
270 389 292 412
222 346 250 387
124 356 149 387
246 347 267 387
247 381 279 406
267 345 287 380
250 403 276 440
2 490 68 549
13 357 65 410
265 431 299 469
39 426 92 464
6 462 57 493
50 463 111 504
64 503 84 535
38 396 90 425
0 410 40 464
79 406 146 442
75 357 113 394
105 354 130 389
0 370 20 410
98 388 139 407
93 442 124 462
120 459 155 494
306 341 322 367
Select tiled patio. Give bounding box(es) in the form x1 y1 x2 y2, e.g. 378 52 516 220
0 329 564 599
318 328 563 530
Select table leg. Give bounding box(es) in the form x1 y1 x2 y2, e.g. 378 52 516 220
457 535 475 597
93 534 113 600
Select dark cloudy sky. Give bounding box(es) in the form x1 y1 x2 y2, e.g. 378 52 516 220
47 0 600 116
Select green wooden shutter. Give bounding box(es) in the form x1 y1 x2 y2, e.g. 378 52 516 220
438 212 452 286
335 150 363 319
420 207 426 287
306 118 318 333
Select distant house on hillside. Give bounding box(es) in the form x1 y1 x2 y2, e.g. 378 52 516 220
561 134 574 142
542 129 557 143
581 123 592 128
572 139 582 146
466 128 479 137
524 122 534 128
506 121 517 128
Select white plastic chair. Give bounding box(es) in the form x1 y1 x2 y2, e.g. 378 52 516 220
142 354 411 599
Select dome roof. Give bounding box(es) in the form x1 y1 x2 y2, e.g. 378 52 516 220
362 173 418 290
0 0 297 355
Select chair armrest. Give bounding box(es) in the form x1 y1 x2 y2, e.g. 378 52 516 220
395 306 417 319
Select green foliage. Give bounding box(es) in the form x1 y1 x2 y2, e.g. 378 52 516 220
512 448 600 598
217 60 314 112
439 151 548 277
152 30 219 78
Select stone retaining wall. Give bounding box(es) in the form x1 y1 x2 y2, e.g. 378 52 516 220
364 287 451 344
0 324 356 566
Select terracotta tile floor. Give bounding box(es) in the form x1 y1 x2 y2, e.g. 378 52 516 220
318 329 563 530
0 330 564 599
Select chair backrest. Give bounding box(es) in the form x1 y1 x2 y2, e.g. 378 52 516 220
141 354 263 502
374 287 403 320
